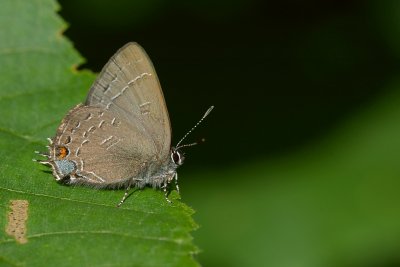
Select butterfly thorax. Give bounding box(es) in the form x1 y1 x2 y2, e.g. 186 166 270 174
136 160 173 189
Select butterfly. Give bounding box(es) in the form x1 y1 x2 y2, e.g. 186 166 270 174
35 42 213 206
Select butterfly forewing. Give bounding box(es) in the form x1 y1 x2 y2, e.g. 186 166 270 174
86 42 171 160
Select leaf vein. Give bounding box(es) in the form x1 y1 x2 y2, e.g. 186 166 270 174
0 47 58 56
0 230 183 245
0 186 157 214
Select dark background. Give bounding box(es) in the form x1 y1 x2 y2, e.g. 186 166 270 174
58 0 400 266
59 0 398 167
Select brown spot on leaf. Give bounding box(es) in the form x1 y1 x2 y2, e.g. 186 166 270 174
6 200 29 244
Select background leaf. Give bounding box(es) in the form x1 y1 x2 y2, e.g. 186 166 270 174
187 84 400 267
0 1 199 266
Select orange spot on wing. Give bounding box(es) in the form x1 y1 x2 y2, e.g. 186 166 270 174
57 146 68 159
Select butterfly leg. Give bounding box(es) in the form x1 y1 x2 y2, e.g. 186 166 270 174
161 182 172 203
117 178 144 207
174 173 180 194
117 185 131 207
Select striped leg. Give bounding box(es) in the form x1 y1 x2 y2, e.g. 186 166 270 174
175 173 180 194
161 182 172 203
117 185 131 207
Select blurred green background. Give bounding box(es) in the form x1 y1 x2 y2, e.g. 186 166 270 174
58 0 400 266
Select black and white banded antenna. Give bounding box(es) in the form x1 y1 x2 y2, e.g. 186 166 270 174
175 106 214 150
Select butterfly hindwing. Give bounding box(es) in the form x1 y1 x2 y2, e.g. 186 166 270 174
50 105 158 187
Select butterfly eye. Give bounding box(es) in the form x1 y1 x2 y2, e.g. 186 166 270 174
172 151 182 165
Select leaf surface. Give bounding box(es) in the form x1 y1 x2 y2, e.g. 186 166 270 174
0 1 199 266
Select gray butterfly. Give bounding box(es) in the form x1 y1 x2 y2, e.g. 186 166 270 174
35 42 213 206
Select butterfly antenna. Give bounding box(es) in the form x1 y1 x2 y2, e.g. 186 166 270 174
176 139 204 149
176 106 214 149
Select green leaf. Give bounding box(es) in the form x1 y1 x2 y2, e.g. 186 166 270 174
0 1 199 266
